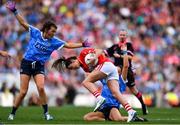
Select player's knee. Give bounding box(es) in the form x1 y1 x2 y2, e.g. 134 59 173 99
111 89 119 98
81 81 88 88
81 81 85 86
83 114 90 121
83 115 88 120
20 90 27 97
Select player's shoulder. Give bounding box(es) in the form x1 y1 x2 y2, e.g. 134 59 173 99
112 44 118 47
29 25 40 31
80 48 95 55
108 44 118 50
53 36 66 43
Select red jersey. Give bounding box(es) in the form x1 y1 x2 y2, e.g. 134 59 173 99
78 48 110 72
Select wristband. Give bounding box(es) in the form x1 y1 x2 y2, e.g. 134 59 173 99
13 10 18 15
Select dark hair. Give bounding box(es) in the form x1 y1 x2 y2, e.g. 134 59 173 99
41 21 57 32
119 29 128 37
120 29 127 31
52 56 77 71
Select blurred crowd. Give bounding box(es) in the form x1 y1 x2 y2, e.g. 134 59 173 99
0 0 180 107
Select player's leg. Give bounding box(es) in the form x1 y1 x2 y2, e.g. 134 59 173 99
82 69 107 111
127 69 148 115
107 80 136 122
129 86 148 115
109 107 128 121
97 62 136 122
33 74 53 120
8 74 31 120
83 112 105 121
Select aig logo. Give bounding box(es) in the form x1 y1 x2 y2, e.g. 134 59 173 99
34 42 48 52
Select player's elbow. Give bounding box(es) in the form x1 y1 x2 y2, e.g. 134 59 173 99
123 62 129 69
123 65 129 69
20 23 29 30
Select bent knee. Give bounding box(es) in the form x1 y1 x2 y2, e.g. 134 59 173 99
83 115 89 121
20 90 27 96
111 90 121 98
81 81 89 87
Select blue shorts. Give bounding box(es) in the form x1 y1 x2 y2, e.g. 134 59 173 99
20 59 45 76
98 106 119 120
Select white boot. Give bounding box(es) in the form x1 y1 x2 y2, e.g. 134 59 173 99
127 110 137 122
93 96 106 112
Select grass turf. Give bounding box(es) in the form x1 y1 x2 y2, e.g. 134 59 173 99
0 106 180 124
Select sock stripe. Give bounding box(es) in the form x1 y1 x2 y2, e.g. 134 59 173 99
124 103 132 111
136 92 142 98
93 91 100 98
126 107 132 111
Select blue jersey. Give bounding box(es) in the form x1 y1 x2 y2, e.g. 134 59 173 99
23 25 66 64
100 75 127 109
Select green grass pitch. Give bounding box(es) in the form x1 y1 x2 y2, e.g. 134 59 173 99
0 106 180 124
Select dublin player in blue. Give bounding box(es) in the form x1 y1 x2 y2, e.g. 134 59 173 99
6 1 91 121
83 50 147 122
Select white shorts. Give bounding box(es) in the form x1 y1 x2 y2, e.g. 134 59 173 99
96 62 119 82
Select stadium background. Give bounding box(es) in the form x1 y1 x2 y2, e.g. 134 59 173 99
0 0 179 109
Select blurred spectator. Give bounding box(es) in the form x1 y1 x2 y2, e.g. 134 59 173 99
0 82 14 106
28 93 39 106
9 83 19 97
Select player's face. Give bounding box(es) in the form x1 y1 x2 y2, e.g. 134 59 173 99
119 31 127 42
46 26 57 39
67 59 80 70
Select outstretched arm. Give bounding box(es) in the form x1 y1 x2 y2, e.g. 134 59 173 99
64 39 91 48
64 42 83 48
6 1 29 30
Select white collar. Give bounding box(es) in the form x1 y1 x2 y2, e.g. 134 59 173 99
41 32 48 41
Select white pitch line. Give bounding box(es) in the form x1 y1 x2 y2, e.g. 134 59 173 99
149 118 179 121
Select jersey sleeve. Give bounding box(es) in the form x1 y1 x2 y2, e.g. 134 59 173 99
104 45 116 57
127 43 134 56
29 25 40 38
120 75 128 84
119 75 127 93
55 37 66 50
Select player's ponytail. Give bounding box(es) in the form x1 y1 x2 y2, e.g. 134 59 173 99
52 56 77 71
52 57 66 71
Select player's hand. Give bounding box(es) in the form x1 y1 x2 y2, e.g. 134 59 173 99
0 51 11 58
121 44 127 51
82 39 92 47
121 44 128 55
6 1 17 13
113 53 121 58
